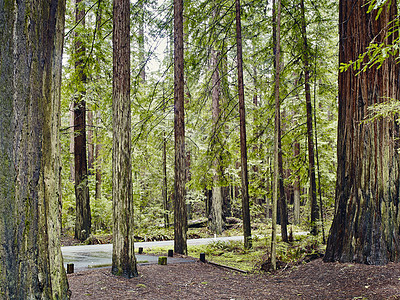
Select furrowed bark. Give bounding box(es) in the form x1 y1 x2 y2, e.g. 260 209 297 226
211 14 224 234
174 0 188 255
236 0 252 249
272 0 282 271
0 0 69 298
324 0 400 265
74 0 91 242
112 0 138 277
300 0 318 236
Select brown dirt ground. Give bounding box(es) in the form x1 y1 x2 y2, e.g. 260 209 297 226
68 258 400 299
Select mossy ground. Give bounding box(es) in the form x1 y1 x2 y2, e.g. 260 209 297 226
144 224 326 272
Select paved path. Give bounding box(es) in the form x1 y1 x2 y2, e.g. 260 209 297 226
62 233 308 272
61 236 244 272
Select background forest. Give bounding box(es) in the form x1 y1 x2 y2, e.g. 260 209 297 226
60 0 338 240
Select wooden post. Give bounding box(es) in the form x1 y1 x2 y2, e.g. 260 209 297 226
67 264 74 274
168 249 173 257
200 253 206 263
158 256 167 265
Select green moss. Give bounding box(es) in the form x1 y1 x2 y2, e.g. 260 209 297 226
4 0 14 12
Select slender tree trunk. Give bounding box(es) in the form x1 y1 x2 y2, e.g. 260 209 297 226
162 131 169 228
174 0 187 255
94 7 102 202
210 17 224 234
236 0 252 249
324 0 400 265
272 0 282 271
69 102 75 182
299 0 318 236
139 0 146 81
0 0 69 297
278 115 288 242
162 85 169 228
112 0 138 277
271 0 288 243
74 0 91 241
95 111 102 201
87 110 94 175
313 45 326 243
293 142 301 225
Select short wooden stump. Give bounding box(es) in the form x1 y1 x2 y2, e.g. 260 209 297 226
158 256 167 265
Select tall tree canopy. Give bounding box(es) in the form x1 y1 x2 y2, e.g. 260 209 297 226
59 0 338 259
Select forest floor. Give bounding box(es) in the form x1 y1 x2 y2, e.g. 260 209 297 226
68 257 400 299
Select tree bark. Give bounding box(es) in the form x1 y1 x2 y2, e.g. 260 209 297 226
87 110 94 175
272 0 282 270
271 0 287 243
210 15 224 234
278 117 288 242
236 0 252 249
293 142 301 225
139 0 146 82
69 101 75 182
94 8 103 202
112 0 138 277
174 0 187 255
162 131 169 228
300 0 318 236
0 0 70 298
324 0 400 265
74 0 91 241
95 111 102 201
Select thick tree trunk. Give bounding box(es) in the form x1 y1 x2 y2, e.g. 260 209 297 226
236 0 252 249
112 0 138 277
74 0 91 241
0 0 69 298
174 0 187 255
300 0 318 236
324 0 400 265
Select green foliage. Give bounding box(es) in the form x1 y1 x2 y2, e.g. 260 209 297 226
59 0 339 237
364 99 400 123
340 1 399 75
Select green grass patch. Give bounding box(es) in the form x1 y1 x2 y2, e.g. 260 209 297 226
145 228 326 273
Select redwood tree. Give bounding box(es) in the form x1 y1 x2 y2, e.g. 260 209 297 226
324 0 400 265
271 0 282 271
74 0 91 241
272 0 288 244
210 5 224 235
0 0 69 297
112 0 138 277
174 0 188 255
299 0 318 236
236 0 252 249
